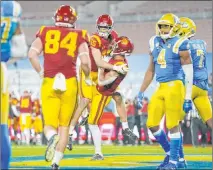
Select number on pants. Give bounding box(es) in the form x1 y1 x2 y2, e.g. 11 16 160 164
197 49 205 68
44 30 78 57
157 49 167 68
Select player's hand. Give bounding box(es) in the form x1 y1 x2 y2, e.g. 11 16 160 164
85 76 92 86
113 64 129 74
137 91 144 109
38 68 44 79
183 99 192 113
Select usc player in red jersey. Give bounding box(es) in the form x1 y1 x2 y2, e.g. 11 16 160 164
89 36 135 160
19 90 33 145
32 97 43 145
28 5 92 169
67 14 134 151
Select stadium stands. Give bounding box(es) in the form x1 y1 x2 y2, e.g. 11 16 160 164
23 19 212 54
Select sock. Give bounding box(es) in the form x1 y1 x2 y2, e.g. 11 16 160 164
24 129 30 145
179 132 185 161
153 129 170 155
122 122 129 130
69 126 75 135
89 124 102 156
169 132 181 164
21 132 26 144
1 124 11 169
46 129 57 141
52 151 63 165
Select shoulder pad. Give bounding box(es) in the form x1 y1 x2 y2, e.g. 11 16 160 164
81 30 90 44
173 37 188 54
149 36 157 53
36 26 46 38
111 30 119 39
90 34 102 49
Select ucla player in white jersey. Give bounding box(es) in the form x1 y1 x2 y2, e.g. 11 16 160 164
1 1 28 169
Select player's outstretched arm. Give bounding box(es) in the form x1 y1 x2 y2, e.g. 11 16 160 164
91 47 128 74
28 37 43 77
78 42 91 78
139 53 155 93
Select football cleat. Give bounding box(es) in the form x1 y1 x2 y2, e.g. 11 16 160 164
45 134 59 162
156 155 170 170
91 153 104 161
123 128 138 141
51 163 59 170
66 135 73 151
162 162 177 170
79 116 89 126
177 160 187 169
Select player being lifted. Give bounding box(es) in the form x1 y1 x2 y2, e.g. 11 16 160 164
67 14 137 151
137 13 193 170
28 5 92 170
1 1 28 169
88 36 134 160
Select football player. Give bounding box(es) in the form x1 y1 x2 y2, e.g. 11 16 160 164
176 17 212 168
1 1 28 169
28 5 92 170
19 90 33 145
32 96 43 145
67 14 137 151
179 17 212 129
88 36 134 160
137 13 193 170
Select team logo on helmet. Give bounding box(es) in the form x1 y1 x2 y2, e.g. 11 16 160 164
121 38 129 45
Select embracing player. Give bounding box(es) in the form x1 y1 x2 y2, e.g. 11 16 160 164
67 14 137 151
28 5 92 170
1 1 28 169
88 36 134 160
137 13 193 169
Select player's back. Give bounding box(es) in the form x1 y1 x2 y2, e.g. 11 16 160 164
36 26 89 79
150 36 188 83
97 57 127 96
1 1 22 62
189 39 208 82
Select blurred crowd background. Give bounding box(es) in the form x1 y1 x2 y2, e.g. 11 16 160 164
7 1 212 147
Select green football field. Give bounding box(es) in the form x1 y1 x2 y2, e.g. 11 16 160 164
11 144 212 169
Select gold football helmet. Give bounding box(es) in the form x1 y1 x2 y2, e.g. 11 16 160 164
157 13 181 39
179 17 196 38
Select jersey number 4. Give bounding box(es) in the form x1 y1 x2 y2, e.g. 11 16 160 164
44 30 78 57
157 49 167 68
197 49 205 68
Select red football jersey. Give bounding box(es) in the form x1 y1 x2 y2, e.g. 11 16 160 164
33 99 41 116
97 58 128 96
19 96 33 113
36 26 90 78
89 30 119 72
